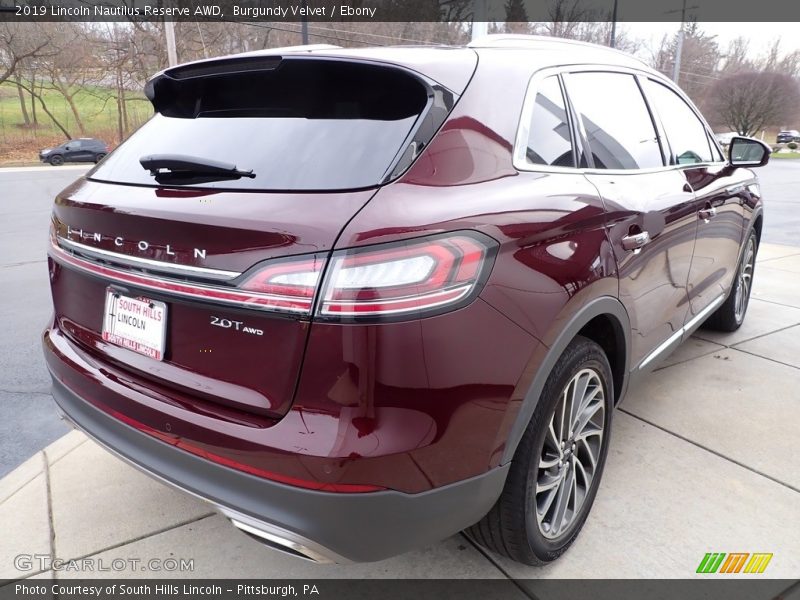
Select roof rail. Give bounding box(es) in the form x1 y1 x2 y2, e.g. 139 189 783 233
467 34 648 65
467 34 622 53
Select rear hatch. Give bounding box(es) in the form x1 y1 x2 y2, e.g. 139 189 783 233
48 51 475 420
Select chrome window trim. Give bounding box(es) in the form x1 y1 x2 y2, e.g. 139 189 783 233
640 76 723 166
513 66 577 174
513 63 728 177
58 236 241 282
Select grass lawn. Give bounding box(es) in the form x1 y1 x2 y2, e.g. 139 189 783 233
0 81 149 143
770 152 800 159
0 81 149 164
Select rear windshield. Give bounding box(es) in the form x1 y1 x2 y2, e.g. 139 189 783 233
89 59 435 191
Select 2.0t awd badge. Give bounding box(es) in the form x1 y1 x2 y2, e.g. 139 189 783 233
209 316 264 336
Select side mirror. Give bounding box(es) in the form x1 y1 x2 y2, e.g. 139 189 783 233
728 136 770 168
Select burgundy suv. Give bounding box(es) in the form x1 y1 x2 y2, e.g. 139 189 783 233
43 36 769 565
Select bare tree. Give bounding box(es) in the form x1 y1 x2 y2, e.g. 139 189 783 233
0 22 52 86
720 36 800 79
12 77 73 139
763 39 800 78
39 23 97 135
719 36 752 75
524 0 641 54
552 21 640 54
649 22 721 107
13 73 31 127
533 0 597 38
706 71 800 136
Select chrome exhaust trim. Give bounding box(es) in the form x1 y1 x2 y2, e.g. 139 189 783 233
219 508 349 564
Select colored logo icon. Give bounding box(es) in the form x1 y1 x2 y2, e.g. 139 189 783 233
697 553 773 574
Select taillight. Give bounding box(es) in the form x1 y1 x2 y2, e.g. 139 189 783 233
317 233 496 320
239 256 325 314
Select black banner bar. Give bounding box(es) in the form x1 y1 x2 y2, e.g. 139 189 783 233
3 0 800 23
1 579 799 600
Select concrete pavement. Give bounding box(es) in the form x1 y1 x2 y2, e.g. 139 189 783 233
1 242 798 581
0 167 93 477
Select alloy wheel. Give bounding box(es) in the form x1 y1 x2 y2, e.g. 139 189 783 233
734 237 756 323
534 368 606 539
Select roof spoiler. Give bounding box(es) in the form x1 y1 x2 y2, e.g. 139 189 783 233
144 55 285 115
144 45 347 112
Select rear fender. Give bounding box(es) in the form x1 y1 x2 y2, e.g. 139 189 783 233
499 295 631 464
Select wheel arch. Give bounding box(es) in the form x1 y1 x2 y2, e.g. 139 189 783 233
500 296 630 464
752 211 763 246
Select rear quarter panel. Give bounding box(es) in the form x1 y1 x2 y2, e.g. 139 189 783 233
311 50 620 478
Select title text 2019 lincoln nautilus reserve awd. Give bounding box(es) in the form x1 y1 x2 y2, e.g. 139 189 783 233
43 35 770 565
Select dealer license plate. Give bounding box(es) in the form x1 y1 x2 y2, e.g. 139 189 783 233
101 290 167 360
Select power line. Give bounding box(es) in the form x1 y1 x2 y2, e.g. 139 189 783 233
235 21 382 47
235 21 447 48
679 70 721 81
302 23 438 45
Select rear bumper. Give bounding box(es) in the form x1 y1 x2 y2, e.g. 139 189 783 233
47 355 509 564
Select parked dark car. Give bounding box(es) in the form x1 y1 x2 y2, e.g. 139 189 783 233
43 36 769 566
776 130 800 143
40 138 110 165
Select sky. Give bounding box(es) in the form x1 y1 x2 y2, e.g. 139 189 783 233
625 22 800 58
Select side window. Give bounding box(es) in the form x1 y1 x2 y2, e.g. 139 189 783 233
564 72 663 170
524 75 575 168
644 80 714 165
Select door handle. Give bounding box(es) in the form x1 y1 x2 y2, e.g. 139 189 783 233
699 206 717 221
621 231 651 252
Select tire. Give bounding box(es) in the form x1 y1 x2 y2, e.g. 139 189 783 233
467 335 613 565
49 154 64 166
95 153 107 163
703 230 757 332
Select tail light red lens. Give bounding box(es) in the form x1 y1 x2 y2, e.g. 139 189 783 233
238 256 325 314
317 233 496 320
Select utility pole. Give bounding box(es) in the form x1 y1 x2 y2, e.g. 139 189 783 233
471 0 488 41
672 0 687 84
609 0 618 48
301 0 309 44
165 20 178 67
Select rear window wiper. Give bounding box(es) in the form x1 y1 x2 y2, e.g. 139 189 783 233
139 154 256 182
